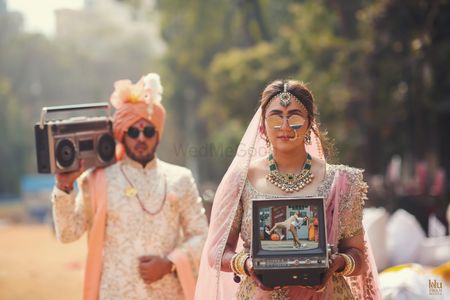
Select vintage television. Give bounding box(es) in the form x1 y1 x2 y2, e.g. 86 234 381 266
251 197 329 287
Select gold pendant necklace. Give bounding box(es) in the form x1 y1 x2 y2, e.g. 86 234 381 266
120 163 167 215
125 186 138 197
266 153 314 193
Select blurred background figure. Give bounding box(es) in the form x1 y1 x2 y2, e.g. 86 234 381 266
1 0 450 299
380 263 450 299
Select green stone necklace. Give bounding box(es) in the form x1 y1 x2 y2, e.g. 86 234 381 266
266 153 314 193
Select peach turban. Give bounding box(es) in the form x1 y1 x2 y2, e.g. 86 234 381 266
110 73 166 160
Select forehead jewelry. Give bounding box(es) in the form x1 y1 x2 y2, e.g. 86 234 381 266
270 83 308 112
279 83 292 107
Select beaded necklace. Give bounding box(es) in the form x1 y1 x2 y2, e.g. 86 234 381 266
266 152 314 193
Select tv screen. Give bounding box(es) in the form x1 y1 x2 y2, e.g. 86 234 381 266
252 197 327 258
259 204 320 251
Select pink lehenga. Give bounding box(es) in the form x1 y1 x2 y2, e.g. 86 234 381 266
195 107 381 300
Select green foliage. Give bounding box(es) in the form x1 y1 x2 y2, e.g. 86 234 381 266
155 0 356 181
2 0 449 193
153 0 277 180
153 0 450 182
0 8 160 194
353 0 450 172
0 78 28 193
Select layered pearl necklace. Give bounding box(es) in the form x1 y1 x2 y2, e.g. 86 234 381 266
266 152 314 193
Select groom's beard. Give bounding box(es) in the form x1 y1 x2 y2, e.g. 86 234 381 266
124 140 159 167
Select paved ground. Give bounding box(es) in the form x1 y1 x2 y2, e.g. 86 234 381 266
0 225 86 300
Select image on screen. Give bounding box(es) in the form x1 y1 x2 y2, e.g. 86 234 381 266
258 204 320 251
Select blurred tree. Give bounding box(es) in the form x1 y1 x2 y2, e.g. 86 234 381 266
202 0 450 179
355 0 450 174
0 78 28 193
114 0 450 190
202 1 351 170
151 0 274 180
0 3 163 195
121 0 356 183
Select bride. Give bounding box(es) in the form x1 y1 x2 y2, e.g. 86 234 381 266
195 80 381 299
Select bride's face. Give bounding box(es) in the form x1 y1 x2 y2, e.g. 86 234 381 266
264 96 310 153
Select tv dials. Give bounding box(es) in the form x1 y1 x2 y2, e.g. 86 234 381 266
254 257 326 268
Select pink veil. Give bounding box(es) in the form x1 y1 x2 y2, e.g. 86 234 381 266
195 107 381 299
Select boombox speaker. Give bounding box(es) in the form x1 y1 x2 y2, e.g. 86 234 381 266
34 102 116 174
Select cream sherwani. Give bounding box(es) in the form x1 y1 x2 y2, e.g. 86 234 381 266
51 156 208 300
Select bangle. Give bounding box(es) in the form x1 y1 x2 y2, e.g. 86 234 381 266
231 252 243 283
235 252 247 275
236 253 244 275
230 252 250 280
336 253 354 276
347 253 356 275
238 253 249 275
230 253 239 274
243 256 251 276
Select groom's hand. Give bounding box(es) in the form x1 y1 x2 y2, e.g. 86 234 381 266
138 255 173 284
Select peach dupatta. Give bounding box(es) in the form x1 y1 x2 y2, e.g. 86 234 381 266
83 169 107 300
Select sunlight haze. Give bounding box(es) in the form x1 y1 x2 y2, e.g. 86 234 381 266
7 0 83 36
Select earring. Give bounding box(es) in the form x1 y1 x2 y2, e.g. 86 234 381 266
304 130 312 145
260 126 271 148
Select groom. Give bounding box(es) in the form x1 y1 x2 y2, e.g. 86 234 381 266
52 73 208 300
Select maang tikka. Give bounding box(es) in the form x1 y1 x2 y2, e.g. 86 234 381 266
272 83 307 112
279 83 292 107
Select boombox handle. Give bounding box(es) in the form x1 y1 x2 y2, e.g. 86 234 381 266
39 102 111 129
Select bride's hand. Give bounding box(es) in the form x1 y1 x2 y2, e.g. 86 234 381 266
244 257 277 291
305 253 345 292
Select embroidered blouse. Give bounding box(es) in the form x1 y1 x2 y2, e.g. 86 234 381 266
230 164 368 300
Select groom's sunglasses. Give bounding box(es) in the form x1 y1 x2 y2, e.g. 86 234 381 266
126 126 156 139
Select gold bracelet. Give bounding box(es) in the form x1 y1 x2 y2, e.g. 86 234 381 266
238 253 246 274
241 253 250 275
230 253 239 274
236 253 246 275
235 253 243 274
336 253 351 276
336 253 353 276
234 252 249 276
233 253 241 274
243 255 251 276
346 253 356 275
344 253 354 276
346 254 355 276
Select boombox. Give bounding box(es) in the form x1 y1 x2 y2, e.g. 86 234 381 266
34 102 116 174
